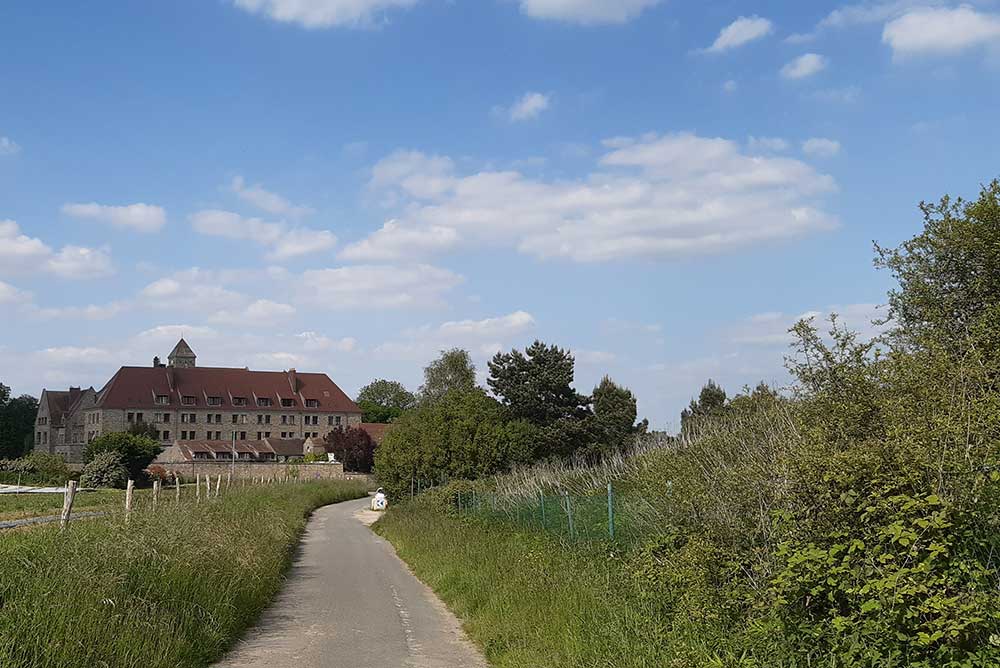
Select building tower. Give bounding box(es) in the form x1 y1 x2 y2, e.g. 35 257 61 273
167 339 197 368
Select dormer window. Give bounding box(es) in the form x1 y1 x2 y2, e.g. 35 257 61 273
207 396 222 406
182 396 197 406
305 399 319 408
257 397 272 407
281 398 295 408
233 397 247 407
155 395 169 405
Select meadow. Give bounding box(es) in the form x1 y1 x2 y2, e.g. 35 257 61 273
0 480 368 668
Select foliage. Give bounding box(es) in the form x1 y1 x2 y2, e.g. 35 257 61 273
0 384 38 460
679 379 727 434
488 341 590 426
83 431 162 481
0 451 72 485
356 379 416 423
375 388 537 499
591 376 647 454
0 481 368 668
128 419 160 440
419 349 476 403
79 451 128 489
325 426 377 473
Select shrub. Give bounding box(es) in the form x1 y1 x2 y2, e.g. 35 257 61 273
83 432 161 481
80 452 128 489
326 426 376 473
145 464 170 482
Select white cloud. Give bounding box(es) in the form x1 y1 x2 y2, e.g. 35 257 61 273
139 270 247 313
0 220 52 272
339 219 459 261
31 301 126 320
788 0 949 41
438 311 536 338
499 92 551 122
208 299 296 326
781 53 828 79
517 0 662 24
704 16 774 53
0 137 20 156
722 79 738 93
189 209 336 260
0 281 30 304
730 303 886 346
231 176 314 218
300 264 463 308
0 220 116 280
231 0 420 28
296 331 357 352
883 6 1000 57
802 138 842 157
358 132 838 263
748 136 790 152
62 202 167 233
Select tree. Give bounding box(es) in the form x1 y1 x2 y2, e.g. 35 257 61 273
420 349 476 403
356 379 416 423
0 384 38 459
325 426 377 473
592 376 647 452
83 432 161 481
128 420 159 440
488 341 590 425
680 380 728 434
79 452 128 489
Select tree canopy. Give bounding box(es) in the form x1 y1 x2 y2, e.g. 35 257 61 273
488 341 590 425
325 426 377 473
83 432 162 481
0 383 38 459
420 349 476 403
356 379 416 423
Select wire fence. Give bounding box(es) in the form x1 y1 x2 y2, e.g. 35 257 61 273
448 483 641 543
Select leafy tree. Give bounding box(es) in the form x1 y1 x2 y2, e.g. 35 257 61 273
488 341 590 425
0 384 38 459
356 379 416 423
680 379 727 434
420 349 477 403
84 432 161 481
128 420 160 440
325 426 377 473
592 376 647 452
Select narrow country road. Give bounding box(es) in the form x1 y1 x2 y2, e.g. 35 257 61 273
213 497 489 668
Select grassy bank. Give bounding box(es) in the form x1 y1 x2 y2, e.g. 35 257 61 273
0 489 123 521
0 480 368 667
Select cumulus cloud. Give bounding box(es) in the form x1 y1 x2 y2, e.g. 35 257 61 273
0 281 30 304
295 331 358 352
208 299 296 326
704 16 774 52
730 303 887 346
339 220 459 261
300 264 463 308
353 131 837 263
231 176 314 218
231 0 420 28
802 138 842 157
883 6 1000 57
438 310 536 338
30 302 127 320
748 136 790 152
722 79 738 93
781 53 828 79
0 220 113 279
517 0 662 24
62 202 167 233
375 310 536 361
497 92 551 122
786 0 948 42
0 137 20 156
189 209 336 260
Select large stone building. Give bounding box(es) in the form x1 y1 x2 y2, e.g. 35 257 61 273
34 339 363 463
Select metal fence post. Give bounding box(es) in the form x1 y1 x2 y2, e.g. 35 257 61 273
563 491 575 539
607 482 615 540
539 490 545 529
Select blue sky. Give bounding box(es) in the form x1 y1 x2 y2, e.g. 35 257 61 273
2 0 999 429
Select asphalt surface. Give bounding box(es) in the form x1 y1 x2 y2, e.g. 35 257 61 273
213 497 489 668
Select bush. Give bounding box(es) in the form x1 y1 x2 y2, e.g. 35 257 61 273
80 452 128 489
325 426 377 473
84 432 161 481
0 452 72 485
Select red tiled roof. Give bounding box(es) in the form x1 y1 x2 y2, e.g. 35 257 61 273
359 423 390 444
95 366 360 413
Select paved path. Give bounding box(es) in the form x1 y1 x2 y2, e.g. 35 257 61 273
214 497 489 668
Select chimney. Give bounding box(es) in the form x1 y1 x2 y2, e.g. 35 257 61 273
288 368 297 392
153 356 161 368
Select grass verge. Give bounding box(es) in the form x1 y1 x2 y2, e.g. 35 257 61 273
0 480 368 667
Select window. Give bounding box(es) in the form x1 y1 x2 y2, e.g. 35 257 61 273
257 397 271 407
160 430 171 441
264 431 271 438
182 396 196 406
328 416 334 426
287 431 295 438
239 431 247 440
257 432 263 440
232 414 238 424
207 396 222 406
281 415 288 425
214 414 222 424
281 398 295 408
136 412 144 423
233 397 247 407
155 395 169 405
265 415 271 425
311 416 318 426
306 399 319 408
335 416 342 425
127 412 135 423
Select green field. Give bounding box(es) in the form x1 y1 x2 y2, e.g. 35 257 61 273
0 480 368 667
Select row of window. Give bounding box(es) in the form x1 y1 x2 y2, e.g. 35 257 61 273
153 394 322 409
129 413 343 426
164 430 324 441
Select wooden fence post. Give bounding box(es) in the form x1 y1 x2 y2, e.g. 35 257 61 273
215 474 221 498
196 474 201 503
205 474 212 499
175 472 181 504
125 479 135 522
60 480 77 530
152 479 160 511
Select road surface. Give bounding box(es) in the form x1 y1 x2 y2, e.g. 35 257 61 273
214 497 489 668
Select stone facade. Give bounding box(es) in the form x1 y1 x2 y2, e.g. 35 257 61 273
34 339 363 464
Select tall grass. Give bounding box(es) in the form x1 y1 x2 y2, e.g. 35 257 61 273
0 480 368 668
